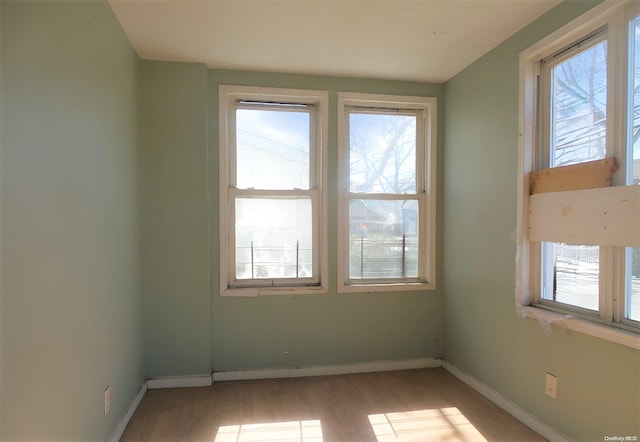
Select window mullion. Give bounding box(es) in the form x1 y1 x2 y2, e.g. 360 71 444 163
600 246 616 323
613 247 628 324
600 6 632 324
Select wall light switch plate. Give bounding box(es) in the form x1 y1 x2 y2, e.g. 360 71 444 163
104 386 111 415
545 373 557 399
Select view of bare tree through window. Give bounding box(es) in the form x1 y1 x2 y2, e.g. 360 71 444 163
542 37 607 310
628 16 640 321
347 112 419 280
541 21 640 320
550 39 607 168
349 113 416 194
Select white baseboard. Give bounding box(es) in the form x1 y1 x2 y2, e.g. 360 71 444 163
212 357 442 382
442 361 572 442
110 381 147 442
146 374 213 389
109 375 213 441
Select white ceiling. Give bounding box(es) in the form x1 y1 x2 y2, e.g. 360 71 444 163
108 0 562 83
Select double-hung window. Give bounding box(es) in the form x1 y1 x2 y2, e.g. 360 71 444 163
337 93 437 292
219 86 328 296
518 1 640 347
537 29 608 314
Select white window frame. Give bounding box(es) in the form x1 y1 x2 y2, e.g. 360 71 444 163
219 85 328 297
337 92 437 293
517 0 640 349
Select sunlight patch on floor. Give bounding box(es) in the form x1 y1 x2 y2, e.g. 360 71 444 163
368 407 487 441
214 419 323 442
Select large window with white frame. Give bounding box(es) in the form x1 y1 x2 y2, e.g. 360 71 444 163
537 28 607 315
219 85 328 296
337 93 437 293
517 1 640 347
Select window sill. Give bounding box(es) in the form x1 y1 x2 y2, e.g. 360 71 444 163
338 281 436 294
221 285 328 297
517 305 640 350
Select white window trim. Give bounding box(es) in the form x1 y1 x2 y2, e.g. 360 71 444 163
516 0 640 349
219 85 329 297
337 92 437 293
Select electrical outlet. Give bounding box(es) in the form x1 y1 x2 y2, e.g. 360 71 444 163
545 373 557 399
104 386 111 415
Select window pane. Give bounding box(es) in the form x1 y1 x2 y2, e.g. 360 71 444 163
542 242 599 311
550 40 607 167
349 113 416 194
348 199 418 279
543 40 605 313
626 18 640 323
630 16 640 185
235 198 312 280
236 108 310 190
628 247 640 322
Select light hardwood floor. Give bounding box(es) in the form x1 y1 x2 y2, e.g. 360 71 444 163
120 368 546 442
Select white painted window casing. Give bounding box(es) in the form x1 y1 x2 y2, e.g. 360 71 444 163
337 92 437 293
517 0 640 349
219 85 328 297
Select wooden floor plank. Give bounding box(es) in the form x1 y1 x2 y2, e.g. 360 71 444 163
120 368 546 442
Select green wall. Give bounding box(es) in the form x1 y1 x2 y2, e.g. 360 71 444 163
138 60 211 377
139 68 445 375
0 1 143 440
442 1 640 440
209 71 445 372
3 0 638 440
